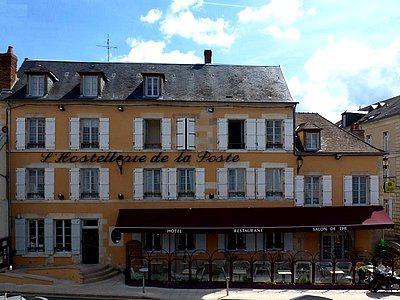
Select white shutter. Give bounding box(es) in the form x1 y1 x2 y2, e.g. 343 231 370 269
195 168 205 200
44 168 54 200
162 168 169 199
133 118 144 150
246 119 257 150
218 234 225 250
343 175 352 206
370 175 379 205
99 118 109 150
284 119 294 151
322 175 332 206
161 118 171 150
256 233 264 251
99 168 109 200
256 168 266 200
16 117 26 150
168 168 177 199
217 119 228 150
133 168 143 200
256 119 266 151
176 118 185 150
69 118 80 150
284 232 293 251
69 168 80 200
16 168 26 200
196 234 206 251
295 175 304 206
284 168 294 199
44 218 54 255
45 118 55 150
217 168 228 199
15 218 26 255
246 168 255 199
246 234 255 251
71 219 81 255
187 118 196 150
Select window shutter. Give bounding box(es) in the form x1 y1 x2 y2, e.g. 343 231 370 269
218 234 225 251
195 168 205 200
196 234 206 251
256 119 266 151
217 168 228 199
246 234 255 251
256 233 264 251
44 218 54 255
170 235 176 253
69 168 80 200
284 118 294 151
256 168 266 199
322 175 332 206
133 118 144 150
387 199 393 218
176 118 185 150
284 168 294 199
16 117 26 150
69 118 80 150
99 168 109 200
15 218 26 255
71 219 81 255
370 175 379 205
44 168 54 200
246 168 255 199
217 119 228 150
187 118 196 150
343 175 352 206
246 119 257 150
283 233 293 251
161 118 171 150
45 118 55 150
99 118 109 150
133 168 143 200
168 168 177 199
16 168 26 200
162 168 169 199
295 175 304 206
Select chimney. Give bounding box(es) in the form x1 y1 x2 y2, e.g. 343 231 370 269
204 49 212 64
350 123 365 140
0 45 18 90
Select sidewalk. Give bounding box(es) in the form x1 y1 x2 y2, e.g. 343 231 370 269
0 274 399 299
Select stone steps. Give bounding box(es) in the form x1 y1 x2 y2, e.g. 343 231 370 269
80 265 120 284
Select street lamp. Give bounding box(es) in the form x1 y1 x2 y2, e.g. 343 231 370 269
116 156 124 175
296 155 304 174
139 266 148 293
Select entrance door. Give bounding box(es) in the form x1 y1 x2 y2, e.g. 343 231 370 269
82 228 99 264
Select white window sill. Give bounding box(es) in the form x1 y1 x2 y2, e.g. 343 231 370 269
53 252 72 257
22 253 48 258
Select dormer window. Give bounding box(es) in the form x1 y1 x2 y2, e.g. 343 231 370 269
146 76 159 97
28 75 45 97
25 66 58 98
305 132 320 151
82 75 98 97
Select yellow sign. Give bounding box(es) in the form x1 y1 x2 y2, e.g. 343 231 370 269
384 181 396 193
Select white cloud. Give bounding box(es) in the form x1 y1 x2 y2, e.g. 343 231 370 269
115 38 202 64
170 0 203 13
139 8 162 24
288 38 400 121
263 25 300 40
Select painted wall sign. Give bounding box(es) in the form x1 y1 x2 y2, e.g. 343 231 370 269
40 150 240 164
312 226 348 232
166 229 183 233
233 228 263 233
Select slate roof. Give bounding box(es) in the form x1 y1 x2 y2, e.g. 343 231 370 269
6 59 294 103
357 95 400 123
296 112 382 154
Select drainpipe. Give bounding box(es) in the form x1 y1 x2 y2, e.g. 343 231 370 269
5 100 11 268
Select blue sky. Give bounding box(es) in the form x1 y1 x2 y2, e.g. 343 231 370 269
1 0 400 120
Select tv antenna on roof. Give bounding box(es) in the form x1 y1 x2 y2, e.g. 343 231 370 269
97 34 117 62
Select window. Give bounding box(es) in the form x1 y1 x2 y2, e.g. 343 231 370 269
227 233 246 251
304 176 321 205
145 76 160 97
266 120 283 149
265 232 283 250
384 199 392 218
321 233 349 260
80 168 99 199
228 168 245 198
266 168 283 198
27 118 45 149
55 220 71 252
305 132 320 151
27 169 45 199
383 131 389 151
352 176 367 204
28 75 45 97
228 120 245 149
178 169 195 198
144 233 162 251
80 118 99 149
383 163 389 182
176 233 195 251
144 169 161 198
144 119 161 149
365 135 371 144
28 219 44 252
82 75 98 97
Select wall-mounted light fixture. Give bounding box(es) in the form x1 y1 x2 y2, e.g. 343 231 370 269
118 193 124 200
117 105 124 112
335 153 342 160
111 229 122 244
57 193 64 200
296 155 304 174
58 105 65 111
208 107 214 113
209 193 215 199
116 155 124 175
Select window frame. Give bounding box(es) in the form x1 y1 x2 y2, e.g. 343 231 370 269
226 233 246 251
265 168 284 199
175 233 196 251
143 233 162 251
145 76 160 97
304 175 322 206
144 119 161 149
80 168 100 200
144 169 162 198
266 120 283 149
177 168 195 198
26 118 46 149
27 219 45 253
321 233 349 260
54 219 72 253
305 132 320 151
28 75 45 97
80 118 99 149
228 168 246 198
27 168 45 200
265 232 284 250
352 175 368 205
82 75 99 97
227 119 245 149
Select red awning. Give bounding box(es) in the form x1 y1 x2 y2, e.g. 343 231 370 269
115 206 393 233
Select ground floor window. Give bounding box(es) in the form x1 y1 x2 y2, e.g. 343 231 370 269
28 219 44 252
55 220 71 252
143 233 162 251
227 233 246 251
265 232 283 250
176 233 195 251
321 233 350 260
